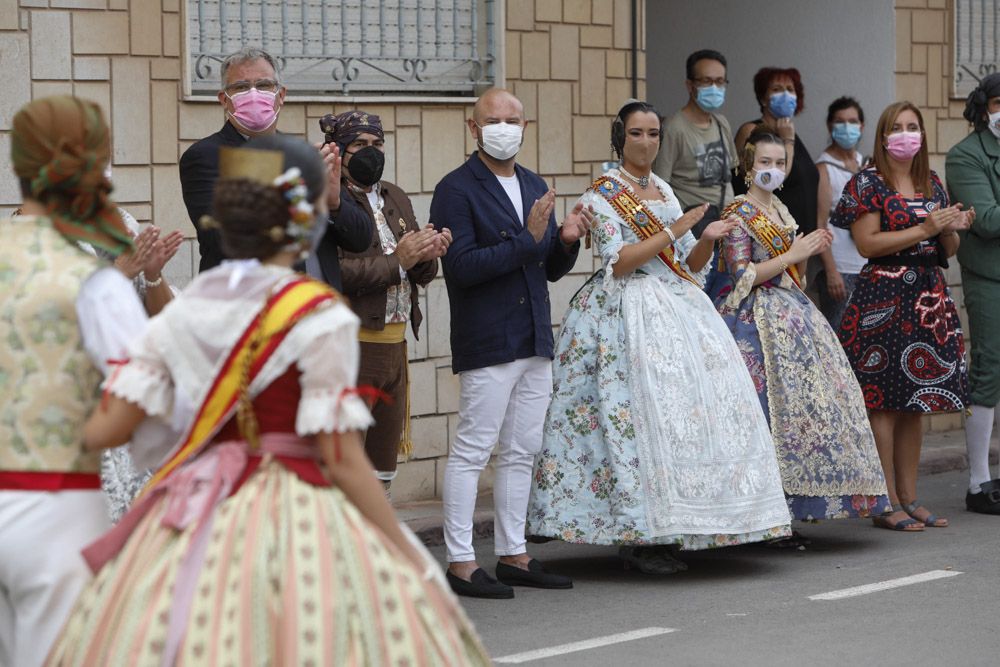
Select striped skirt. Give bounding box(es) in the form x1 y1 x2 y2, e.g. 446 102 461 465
46 460 491 666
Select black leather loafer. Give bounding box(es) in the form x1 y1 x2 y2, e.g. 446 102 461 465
966 480 1000 515
495 559 573 589
446 568 514 599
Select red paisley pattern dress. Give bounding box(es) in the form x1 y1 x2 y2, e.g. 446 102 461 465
832 167 968 412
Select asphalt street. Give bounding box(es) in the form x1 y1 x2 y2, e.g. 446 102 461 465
430 470 1000 666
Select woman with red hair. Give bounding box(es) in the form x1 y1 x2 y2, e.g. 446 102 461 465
734 67 820 243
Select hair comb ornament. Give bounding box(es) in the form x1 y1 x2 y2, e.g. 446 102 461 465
218 146 284 183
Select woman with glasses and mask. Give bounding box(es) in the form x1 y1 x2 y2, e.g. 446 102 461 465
707 129 890 546
320 110 451 498
527 102 791 575
833 101 971 532
816 97 868 328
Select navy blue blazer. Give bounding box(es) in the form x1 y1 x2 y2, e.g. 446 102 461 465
432 152 580 373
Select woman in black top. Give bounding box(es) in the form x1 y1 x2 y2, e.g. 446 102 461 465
734 67 820 237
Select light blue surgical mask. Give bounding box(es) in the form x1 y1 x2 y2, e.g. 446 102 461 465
769 91 797 119
695 85 726 112
831 122 862 149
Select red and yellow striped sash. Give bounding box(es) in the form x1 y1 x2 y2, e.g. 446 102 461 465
138 278 338 497
726 199 802 288
591 176 698 286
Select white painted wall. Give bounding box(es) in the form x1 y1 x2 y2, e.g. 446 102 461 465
645 0 896 163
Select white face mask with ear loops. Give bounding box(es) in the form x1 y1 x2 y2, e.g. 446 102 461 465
988 110 1000 139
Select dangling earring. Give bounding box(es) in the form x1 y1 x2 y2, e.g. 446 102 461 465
743 171 752 188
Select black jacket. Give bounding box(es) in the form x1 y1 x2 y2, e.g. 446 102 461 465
178 121 373 287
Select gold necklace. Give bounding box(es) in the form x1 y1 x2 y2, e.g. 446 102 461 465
745 191 774 212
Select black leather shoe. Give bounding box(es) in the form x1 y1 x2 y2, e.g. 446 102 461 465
966 480 1000 515
495 559 573 589
446 568 514 599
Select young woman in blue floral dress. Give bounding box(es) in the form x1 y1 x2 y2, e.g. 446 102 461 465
707 129 891 543
832 101 972 531
527 103 791 574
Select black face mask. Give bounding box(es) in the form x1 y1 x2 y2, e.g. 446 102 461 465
346 145 385 187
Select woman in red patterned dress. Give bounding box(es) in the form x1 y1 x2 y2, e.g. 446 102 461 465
833 101 972 531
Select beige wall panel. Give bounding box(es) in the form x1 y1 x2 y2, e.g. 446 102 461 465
73 11 129 54
0 0 18 29
0 33 31 132
537 81 573 174
112 57 151 164
178 103 224 141
151 80 179 163
130 0 163 56
151 164 187 234
73 81 111 120
550 24 580 80
30 11 71 80
394 125 422 194
420 109 466 192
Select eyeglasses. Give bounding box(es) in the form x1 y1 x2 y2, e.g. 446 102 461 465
692 77 728 87
224 78 280 95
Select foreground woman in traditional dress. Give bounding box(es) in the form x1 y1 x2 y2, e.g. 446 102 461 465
527 102 792 574
707 129 891 541
47 136 489 666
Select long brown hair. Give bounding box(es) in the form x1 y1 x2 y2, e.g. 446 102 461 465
872 101 932 196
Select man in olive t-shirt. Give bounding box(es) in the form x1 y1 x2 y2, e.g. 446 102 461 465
657 49 738 220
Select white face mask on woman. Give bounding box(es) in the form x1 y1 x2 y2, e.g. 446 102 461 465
988 110 1000 139
477 122 523 161
752 167 786 192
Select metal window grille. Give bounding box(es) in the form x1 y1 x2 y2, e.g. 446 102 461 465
189 0 496 96
954 0 1000 97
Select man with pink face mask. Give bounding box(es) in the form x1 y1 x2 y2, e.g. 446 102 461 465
179 47 372 283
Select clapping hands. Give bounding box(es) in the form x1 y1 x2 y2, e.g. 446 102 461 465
700 215 740 241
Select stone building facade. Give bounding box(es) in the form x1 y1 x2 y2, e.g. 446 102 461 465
0 0 972 499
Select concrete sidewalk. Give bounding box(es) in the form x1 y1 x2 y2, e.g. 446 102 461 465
397 429 999 547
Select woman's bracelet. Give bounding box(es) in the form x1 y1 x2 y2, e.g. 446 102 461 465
664 227 677 244
143 273 163 287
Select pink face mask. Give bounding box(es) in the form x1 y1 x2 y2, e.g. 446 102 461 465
885 131 923 160
227 88 279 133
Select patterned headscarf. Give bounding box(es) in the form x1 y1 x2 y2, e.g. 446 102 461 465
11 96 131 254
320 110 384 151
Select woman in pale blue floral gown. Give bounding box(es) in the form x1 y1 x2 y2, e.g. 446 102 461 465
527 102 791 574
706 129 891 535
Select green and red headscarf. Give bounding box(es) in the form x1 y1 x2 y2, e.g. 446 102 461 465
11 96 131 254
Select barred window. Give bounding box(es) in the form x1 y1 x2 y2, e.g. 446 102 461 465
188 0 497 96
954 0 1000 97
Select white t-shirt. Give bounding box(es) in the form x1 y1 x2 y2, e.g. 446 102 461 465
496 173 524 225
817 150 867 274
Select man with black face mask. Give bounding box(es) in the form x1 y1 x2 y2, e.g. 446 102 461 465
322 111 450 496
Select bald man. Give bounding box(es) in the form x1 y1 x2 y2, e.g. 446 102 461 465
431 89 591 599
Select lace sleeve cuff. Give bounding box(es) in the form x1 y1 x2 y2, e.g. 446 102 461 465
104 359 174 418
721 263 757 315
296 389 375 436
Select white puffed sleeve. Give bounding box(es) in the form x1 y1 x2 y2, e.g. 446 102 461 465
672 229 712 288
103 318 175 420
294 304 375 436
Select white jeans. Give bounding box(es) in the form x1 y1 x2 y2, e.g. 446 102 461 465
0 490 109 667
443 357 552 563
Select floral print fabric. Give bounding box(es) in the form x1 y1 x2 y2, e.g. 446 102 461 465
707 196 890 521
831 168 969 412
527 173 791 548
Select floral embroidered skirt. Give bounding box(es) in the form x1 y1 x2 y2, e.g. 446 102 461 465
837 263 969 412
47 461 490 666
721 284 891 521
527 273 791 549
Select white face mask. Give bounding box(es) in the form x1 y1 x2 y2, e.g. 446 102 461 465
753 166 786 192
478 122 523 161
988 110 1000 139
